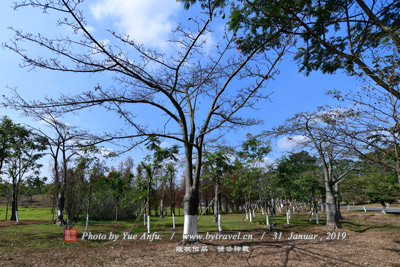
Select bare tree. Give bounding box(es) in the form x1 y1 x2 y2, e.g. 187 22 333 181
3 0 293 241
329 83 400 190
2 97 92 226
268 110 356 228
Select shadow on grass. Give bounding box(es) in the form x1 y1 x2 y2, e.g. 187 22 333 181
201 231 364 267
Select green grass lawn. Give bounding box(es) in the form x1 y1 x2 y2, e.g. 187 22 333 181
0 206 53 221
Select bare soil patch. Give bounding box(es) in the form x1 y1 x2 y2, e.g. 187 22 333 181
0 220 49 228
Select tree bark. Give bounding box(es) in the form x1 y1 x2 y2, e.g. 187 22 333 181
56 191 65 226
325 181 340 228
160 199 164 218
213 177 219 223
85 185 92 231
115 197 119 221
182 142 200 242
10 180 17 221
183 186 199 241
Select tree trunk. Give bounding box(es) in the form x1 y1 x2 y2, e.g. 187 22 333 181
115 198 119 221
205 197 209 215
213 178 219 223
172 210 176 229
335 183 343 220
271 196 276 217
85 185 92 232
56 191 65 226
10 180 17 221
160 199 164 218
325 181 340 228
314 200 319 224
147 178 151 229
182 143 200 242
183 186 199 241
170 203 175 217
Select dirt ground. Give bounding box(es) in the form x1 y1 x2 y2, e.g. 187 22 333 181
1 212 399 267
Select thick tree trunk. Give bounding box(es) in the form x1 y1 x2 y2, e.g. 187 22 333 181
335 183 343 220
325 182 340 228
183 186 199 241
182 142 200 242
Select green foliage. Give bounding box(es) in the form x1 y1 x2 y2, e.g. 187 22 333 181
0 116 47 180
226 0 400 101
341 160 400 204
203 147 233 179
274 151 322 201
239 133 271 163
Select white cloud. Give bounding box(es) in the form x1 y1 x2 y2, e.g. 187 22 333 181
85 25 96 33
277 135 310 150
160 141 170 148
37 116 71 127
199 31 215 54
262 157 275 166
90 0 181 48
99 147 115 158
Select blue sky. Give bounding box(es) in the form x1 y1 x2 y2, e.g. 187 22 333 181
0 0 362 179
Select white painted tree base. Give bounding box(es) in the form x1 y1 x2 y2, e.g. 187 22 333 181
147 216 151 233
218 214 222 232
286 211 290 224
183 215 198 241
85 213 89 231
172 213 176 229
16 211 19 223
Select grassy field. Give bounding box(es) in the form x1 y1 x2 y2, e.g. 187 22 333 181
1 206 399 248
0 207 399 266
0 205 329 248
